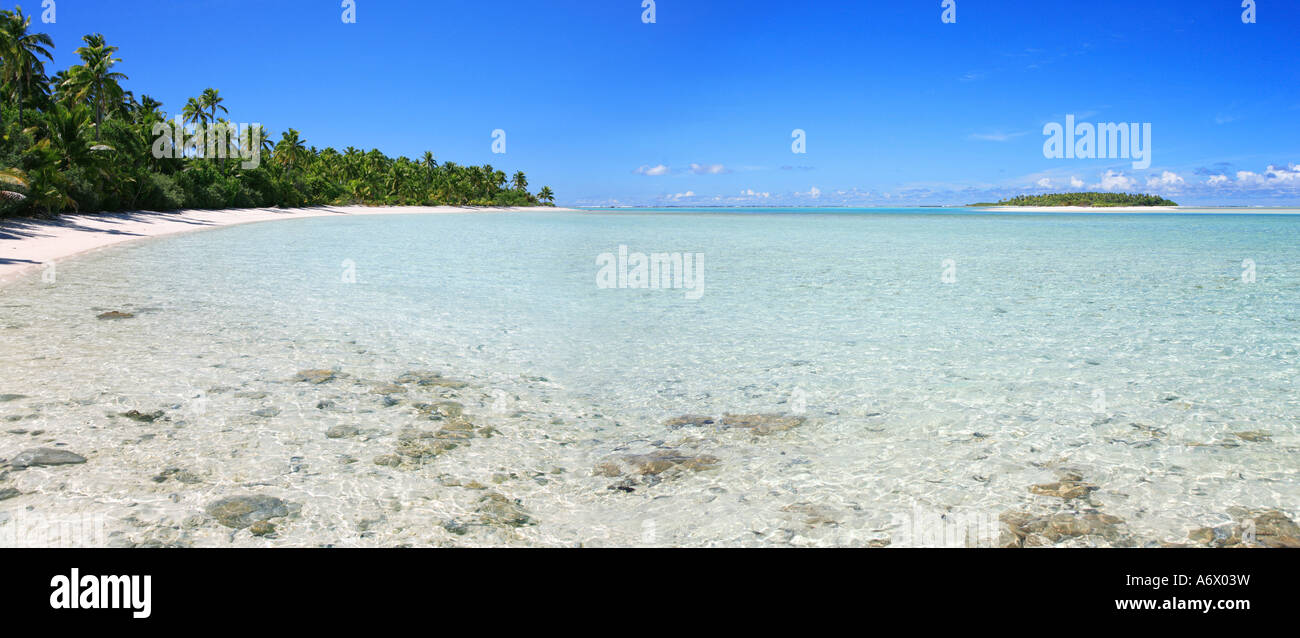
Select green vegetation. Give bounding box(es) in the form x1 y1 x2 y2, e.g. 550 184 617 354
0 8 554 218
969 192 1178 207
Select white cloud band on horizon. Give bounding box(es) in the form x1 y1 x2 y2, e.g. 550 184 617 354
611 161 1298 207
969 131 1029 142
690 163 729 175
635 164 670 176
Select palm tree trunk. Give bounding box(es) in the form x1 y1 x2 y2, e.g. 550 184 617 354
95 91 104 141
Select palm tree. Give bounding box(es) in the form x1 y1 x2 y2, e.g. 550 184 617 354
0 8 55 129
130 94 165 127
199 87 227 123
342 147 362 181
317 147 341 176
275 128 307 174
536 186 555 205
248 124 274 157
181 97 207 127
41 103 102 169
511 171 528 192
16 141 74 213
62 33 128 140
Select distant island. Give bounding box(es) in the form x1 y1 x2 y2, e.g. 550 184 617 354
968 193 1178 207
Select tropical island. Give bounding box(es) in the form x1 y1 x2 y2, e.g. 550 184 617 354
968 192 1178 207
0 7 555 219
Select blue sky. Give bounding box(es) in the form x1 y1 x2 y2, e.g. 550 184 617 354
25 0 1300 206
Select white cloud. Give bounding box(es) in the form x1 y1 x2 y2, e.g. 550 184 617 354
1187 165 1295 191
635 164 670 176
1070 176 1084 188
1145 170 1185 189
669 190 695 201
1265 164 1300 183
1036 178 1053 188
1233 165 1300 187
969 131 1027 142
740 189 770 198
1236 170 1263 185
1098 170 1136 191
690 163 729 175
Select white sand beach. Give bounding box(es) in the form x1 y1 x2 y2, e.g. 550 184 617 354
0 206 574 286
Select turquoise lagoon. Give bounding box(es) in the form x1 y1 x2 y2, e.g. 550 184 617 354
0 208 1297 546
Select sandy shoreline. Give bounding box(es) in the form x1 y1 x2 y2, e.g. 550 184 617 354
0 205 574 286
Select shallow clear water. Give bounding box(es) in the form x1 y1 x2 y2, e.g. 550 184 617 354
1 209 1297 546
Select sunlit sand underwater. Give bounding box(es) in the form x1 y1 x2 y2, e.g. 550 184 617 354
1 209 1297 547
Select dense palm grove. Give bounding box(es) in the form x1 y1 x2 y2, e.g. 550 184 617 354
0 9 554 217
973 192 1178 207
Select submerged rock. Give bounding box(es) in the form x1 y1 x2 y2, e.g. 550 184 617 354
249 521 277 537
394 435 458 460
293 369 338 384
151 467 202 484
381 416 495 468
1187 440 1241 449
1029 481 1099 501
394 371 469 389
782 502 841 527
1190 510 1300 548
325 425 360 439
96 311 135 320
416 401 464 420
1000 510 1126 547
664 414 717 429
10 448 87 469
373 454 402 467
204 495 292 529
1187 526 1225 546
250 407 281 418
442 519 470 536
595 449 721 478
0 394 27 402
428 378 469 389
472 492 534 528
1253 511 1300 548
433 418 491 441
394 371 444 385
120 409 165 423
369 383 407 396
1234 430 1272 443
719 413 805 435
0 487 19 501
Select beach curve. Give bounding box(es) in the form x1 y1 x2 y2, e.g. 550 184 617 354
0 205 576 286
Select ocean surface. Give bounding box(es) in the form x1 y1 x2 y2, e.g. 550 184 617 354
1 208 1297 546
